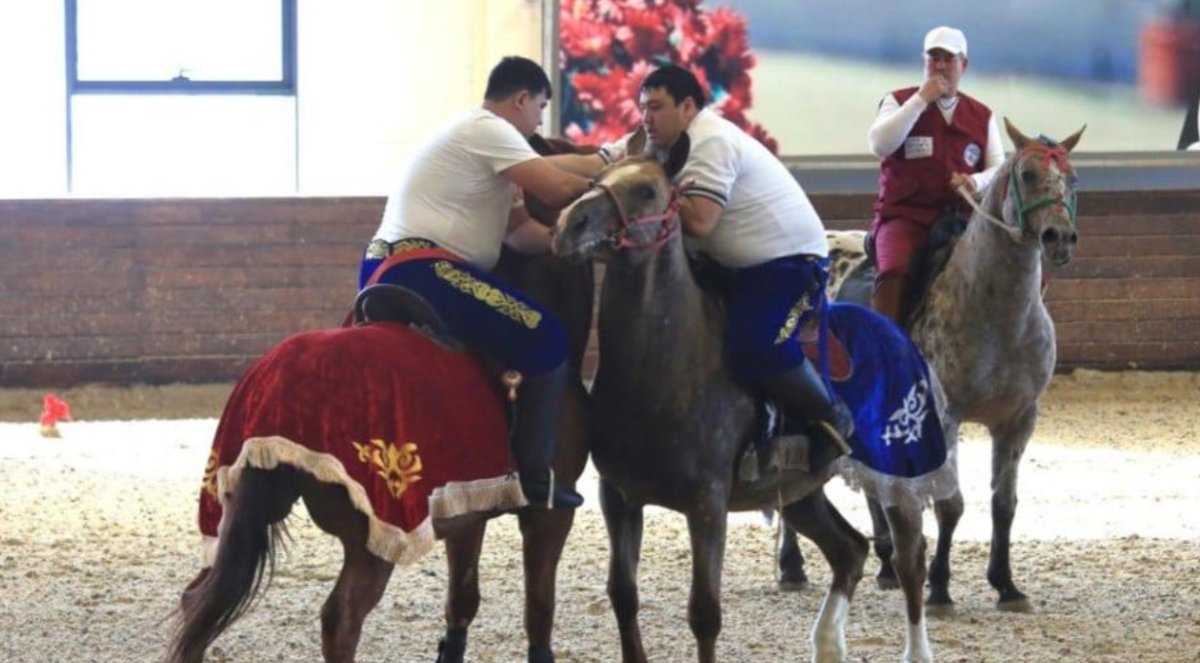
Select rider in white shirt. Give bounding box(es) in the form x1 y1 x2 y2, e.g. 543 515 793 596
359 56 592 509
554 65 854 472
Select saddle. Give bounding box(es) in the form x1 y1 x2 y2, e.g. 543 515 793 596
353 284 464 352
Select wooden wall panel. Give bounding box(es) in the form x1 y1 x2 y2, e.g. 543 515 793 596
1 189 1197 387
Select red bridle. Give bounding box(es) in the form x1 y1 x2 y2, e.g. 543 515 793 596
593 181 685 250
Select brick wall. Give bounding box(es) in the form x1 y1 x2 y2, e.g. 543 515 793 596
1 191 1197 387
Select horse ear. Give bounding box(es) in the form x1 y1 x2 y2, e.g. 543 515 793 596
663 132 691 180
1058 124 1087 153
1003 117 1032 150
626 126 648 158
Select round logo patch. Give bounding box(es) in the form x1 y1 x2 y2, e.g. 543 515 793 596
963 143 981 168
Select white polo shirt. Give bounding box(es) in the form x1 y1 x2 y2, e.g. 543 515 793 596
372 109 539 270
676 108 828 267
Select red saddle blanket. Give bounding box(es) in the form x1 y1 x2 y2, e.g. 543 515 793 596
197 322 524 567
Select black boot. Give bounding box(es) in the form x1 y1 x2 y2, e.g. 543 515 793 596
760 360 855 473
510 363 584 509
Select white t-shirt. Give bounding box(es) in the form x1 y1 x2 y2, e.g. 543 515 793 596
372 109 540 270
675 107 828 267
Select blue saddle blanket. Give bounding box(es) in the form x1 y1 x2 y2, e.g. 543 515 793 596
825 302 947 480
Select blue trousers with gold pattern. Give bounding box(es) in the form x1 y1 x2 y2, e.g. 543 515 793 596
369 256 566 376
725 254 829 384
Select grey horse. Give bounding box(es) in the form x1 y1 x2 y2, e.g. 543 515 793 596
778 119 1085 615
552 132 950 662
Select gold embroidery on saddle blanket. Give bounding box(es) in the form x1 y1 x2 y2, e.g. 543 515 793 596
433 260 543 329
202 448 220 500
352 438 424 499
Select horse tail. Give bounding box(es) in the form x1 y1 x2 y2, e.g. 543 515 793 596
168 465 301 663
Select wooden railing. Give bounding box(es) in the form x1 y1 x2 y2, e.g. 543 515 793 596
1 191 1197 387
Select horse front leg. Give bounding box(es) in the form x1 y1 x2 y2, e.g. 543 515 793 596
867 496 898 589
686 493 729 663
436 518 488 663
600 478 647 663
884 503 932 663
518 507 577 663
782 487 868 663
987 406 1037 612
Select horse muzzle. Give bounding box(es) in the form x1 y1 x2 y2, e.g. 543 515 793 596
1040 225 1078 266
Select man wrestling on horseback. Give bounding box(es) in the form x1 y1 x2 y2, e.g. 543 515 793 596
560 64 855 472
358 56 592 508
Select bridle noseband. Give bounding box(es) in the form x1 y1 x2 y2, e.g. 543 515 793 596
958 142 1077 244
592 181 684 250
1008 142 1078 234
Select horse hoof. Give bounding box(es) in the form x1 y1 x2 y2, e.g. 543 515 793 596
925 601 956 619
778 578 809 592
527 643 555 663
997 596 1034 613
875 573 900 591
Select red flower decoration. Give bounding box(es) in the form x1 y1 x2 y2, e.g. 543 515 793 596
559 0 778 154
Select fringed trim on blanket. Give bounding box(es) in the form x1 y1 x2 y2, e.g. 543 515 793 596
834 445 959 512
430 473 528 520
201 435 505 569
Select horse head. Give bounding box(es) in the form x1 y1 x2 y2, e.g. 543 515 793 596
990 118 1086 265
552 127 689 263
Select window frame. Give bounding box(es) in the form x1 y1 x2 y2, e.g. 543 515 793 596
64 0 297 96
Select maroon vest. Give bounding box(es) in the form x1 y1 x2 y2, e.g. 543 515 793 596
873 88 991 227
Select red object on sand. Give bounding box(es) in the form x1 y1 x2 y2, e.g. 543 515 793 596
40 393 72 429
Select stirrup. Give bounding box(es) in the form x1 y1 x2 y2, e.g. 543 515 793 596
815 420 853 456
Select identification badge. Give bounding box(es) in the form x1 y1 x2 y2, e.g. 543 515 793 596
904 136 933 160
963 142 982 168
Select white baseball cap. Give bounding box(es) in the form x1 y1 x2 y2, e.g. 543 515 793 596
923 26 967 58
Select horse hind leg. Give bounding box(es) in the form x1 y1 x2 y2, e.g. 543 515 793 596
429 516 489 663
776 519 809 592
927 418 963 617
781 487 869 663
926 488 964 617
884 503 932 663
300 477 396 663
600 479 648 663
169 466 302 663
987 406 1038 612
867 496 899 590
518 507 577 663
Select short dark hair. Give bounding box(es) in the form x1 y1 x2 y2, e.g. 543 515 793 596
640 64 707 110
484 56 552 102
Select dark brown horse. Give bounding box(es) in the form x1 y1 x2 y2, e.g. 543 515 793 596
777 120 1085 616
552 136 946 662
167 140 595 663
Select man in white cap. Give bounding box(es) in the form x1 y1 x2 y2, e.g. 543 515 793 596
866 26 1004 323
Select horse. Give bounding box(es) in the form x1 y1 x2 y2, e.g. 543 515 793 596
551 132 956 663
167 138 595 663
776 119 1085 614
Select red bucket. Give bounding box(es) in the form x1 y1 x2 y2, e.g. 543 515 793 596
1139 19 1200 105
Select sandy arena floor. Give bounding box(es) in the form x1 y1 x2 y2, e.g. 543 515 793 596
0 370 1197 662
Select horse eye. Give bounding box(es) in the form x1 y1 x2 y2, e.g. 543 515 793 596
1021 169 1038 185
633 184 656 200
